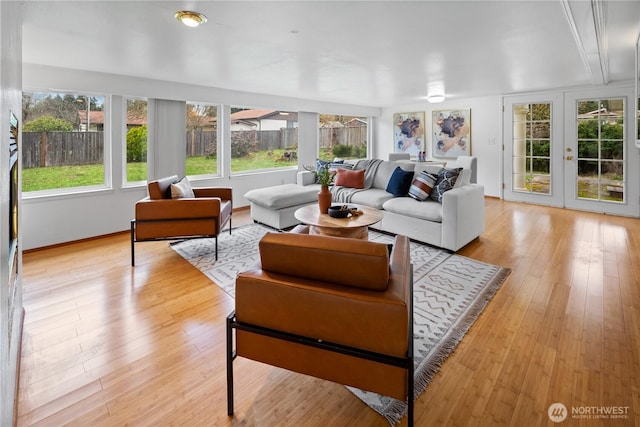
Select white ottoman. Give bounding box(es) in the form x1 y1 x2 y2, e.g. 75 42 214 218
244 183 320 229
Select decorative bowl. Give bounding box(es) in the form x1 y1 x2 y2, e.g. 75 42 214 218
328 204 354 218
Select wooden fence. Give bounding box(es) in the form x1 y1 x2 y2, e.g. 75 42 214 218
22 126 367 167
22 132 104 168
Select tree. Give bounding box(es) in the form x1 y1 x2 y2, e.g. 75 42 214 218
187 103 217 131
127 99 147 122
22 115 73 132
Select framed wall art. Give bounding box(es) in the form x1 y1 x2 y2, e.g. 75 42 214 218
432 109 471 158
393 111 425 157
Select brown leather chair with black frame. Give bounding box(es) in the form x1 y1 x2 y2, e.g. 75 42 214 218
226 231 414 426
130 175 232 266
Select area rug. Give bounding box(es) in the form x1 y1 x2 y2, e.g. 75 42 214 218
170 223 511 425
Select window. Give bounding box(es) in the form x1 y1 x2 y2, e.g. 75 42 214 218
186 102 219 177
22 91 107 193
576 98 625 202
512 103 551 194
318 115 367 161
125 97 147 183
230 107 298 173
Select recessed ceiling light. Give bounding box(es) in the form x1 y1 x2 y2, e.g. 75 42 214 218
427 94 446 103
175 11 207 27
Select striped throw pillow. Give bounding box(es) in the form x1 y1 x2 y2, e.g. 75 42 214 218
408 171 438 201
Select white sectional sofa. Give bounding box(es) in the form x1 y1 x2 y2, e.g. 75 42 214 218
244 156 485 252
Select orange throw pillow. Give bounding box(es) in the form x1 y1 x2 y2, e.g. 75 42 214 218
334 168 365 189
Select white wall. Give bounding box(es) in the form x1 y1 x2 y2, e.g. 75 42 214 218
0 2 22 425
377 96 503 197
21 64 380 250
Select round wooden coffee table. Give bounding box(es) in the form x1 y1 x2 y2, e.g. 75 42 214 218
294 204 383 240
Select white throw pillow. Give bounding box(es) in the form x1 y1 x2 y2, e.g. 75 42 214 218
170 176 195 199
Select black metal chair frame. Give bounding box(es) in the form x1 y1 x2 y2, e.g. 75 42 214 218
130 215 231 266
226 269 414 426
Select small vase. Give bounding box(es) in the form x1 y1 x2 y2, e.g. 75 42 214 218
318 186 332 214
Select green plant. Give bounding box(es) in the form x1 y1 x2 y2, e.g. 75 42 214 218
315 164 334 187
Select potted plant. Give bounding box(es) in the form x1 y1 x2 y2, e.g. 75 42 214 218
316 164 333 214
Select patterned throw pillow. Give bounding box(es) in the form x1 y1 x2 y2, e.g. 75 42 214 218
315 159 352 183
430 168 462 203
408 171 438 201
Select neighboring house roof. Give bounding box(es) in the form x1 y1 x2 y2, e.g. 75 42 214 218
346 118 367 126
78 110 147 125
577 108 622 119
230 109 298 123
320 121 343 128
78 110 104 125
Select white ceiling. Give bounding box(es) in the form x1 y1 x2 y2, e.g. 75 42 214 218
21 1 640 108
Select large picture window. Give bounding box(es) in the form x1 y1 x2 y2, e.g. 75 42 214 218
125 97 147 183
230 107 298 173
318 115 367 161
22 91 107 193
186 102 219 177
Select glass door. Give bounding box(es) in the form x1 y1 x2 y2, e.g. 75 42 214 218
564 87 640 216
503 93 564 207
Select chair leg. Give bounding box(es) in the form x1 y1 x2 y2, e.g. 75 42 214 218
226 312 235 416
215 235 218 261
130 220 136 267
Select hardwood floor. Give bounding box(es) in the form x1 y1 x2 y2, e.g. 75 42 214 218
17 199 640 426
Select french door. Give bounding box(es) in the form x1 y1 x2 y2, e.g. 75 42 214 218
503 93 564 207
564 87 639 216
504 87 640 217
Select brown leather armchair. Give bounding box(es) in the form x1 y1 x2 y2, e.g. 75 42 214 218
227 232 414 426
130 175 232 266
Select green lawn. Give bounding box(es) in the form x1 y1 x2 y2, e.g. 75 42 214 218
22 149 298 192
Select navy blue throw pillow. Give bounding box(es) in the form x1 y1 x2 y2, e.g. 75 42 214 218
386 167 414 196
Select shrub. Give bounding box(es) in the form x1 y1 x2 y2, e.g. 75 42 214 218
127 125 147 162
23 116 73 132
332 144 352 157
331 143 367 159
230 131 254 157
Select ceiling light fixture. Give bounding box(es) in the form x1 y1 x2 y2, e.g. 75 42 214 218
175 10 207 27
427 94 446 103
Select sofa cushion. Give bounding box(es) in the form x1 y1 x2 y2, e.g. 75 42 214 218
371 160 414 190
408 171 438 201
349 188 395 209
430 168 462 202
382 197 443 222
335 168 365 188
170 176 195 199
245 184 319 209
258 232 390 291
386 167 414 196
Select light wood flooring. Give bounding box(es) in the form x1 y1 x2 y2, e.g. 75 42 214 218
16 199 640 426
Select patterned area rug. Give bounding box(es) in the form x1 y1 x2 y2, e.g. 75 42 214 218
171 223 511 425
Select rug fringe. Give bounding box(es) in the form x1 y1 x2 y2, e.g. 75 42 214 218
383 266 512 426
